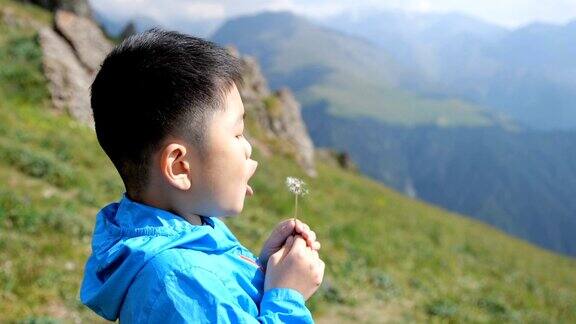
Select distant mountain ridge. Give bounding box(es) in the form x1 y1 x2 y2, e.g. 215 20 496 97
321 10 576 130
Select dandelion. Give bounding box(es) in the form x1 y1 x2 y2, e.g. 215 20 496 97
286 176 309 221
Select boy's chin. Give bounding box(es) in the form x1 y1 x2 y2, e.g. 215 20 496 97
221 187 252 217
221 202 244 217
221 210 242 218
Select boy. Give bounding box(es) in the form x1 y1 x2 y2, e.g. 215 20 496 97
80 28 324 323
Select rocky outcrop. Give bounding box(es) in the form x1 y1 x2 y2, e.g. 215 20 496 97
230 47 317 177
38 9 113 127
39 26 93 125
54 10 112 72
235 54 269 104
270 88 316 176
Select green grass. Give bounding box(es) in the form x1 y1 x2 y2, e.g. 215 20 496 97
0 0 52 26
302 73 495 127
1 3 575 322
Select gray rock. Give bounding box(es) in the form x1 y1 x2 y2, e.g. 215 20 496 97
38 10 113 127
271 88 317 177
38 26 94 126
54 10 112 72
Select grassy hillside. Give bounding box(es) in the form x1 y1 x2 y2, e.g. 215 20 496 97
0 2 575 322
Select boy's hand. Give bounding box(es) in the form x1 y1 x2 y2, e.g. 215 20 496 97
264 235 325 301
258 219 321 271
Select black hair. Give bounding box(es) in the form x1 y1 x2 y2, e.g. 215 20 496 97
90 28 243 197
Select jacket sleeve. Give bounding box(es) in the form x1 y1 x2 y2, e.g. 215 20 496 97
146 266 314 324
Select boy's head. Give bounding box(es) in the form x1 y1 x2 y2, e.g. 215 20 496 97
91 28 258 218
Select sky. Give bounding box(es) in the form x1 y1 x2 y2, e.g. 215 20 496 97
90 0 576 33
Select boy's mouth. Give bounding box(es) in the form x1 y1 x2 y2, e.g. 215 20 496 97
246 160 258 197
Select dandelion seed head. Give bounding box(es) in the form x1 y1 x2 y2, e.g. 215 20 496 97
286 176 309 196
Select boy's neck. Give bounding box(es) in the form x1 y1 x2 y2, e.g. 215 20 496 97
127 191 204 226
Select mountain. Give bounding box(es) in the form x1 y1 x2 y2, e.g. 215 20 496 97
1 1 576 322
321 10 576 130
319 9 507 79
478 20 576 129
211 10 576 257
212 11 503 128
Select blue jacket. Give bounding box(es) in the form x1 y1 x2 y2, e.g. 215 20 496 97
80 193 314 323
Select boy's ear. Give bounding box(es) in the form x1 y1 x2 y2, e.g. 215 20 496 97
160 143 192 190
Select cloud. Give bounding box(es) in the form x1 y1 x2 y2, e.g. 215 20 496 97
90 0 226 23
364 0 576 27
89 0 576 29
293 0 576 27
413 1 432 13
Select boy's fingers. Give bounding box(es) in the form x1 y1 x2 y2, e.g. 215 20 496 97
289 221 320 251
297 227 316 248
294 220 306 233
306 230 316 242
294 219 302 228
312 241 321 250
295 221 315 243
289 235 307 254
310 249 319 259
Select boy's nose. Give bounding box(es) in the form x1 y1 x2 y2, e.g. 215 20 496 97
244 136 252 159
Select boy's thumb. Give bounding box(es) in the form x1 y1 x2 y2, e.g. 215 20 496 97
281 219 297 234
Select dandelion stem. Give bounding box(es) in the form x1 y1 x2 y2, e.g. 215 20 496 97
294 194 298 221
